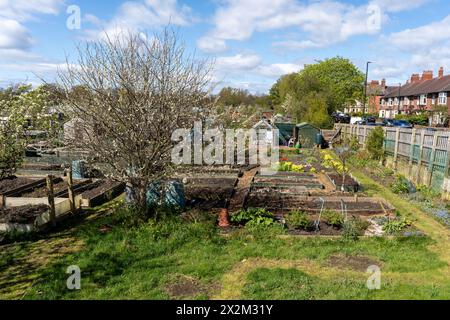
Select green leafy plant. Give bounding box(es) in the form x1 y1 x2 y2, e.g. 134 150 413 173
245 216 275 229
231 208 274 226
342 217 370 240
416 185 440 201
285 210 312 230
382 217 412 235
366 126 385 160
322 210 344 228
391 175 411 194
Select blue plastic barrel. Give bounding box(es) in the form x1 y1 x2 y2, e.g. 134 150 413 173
72 160 85 179
146 181 185 209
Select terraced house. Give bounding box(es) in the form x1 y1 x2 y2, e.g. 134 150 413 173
380 67 450 125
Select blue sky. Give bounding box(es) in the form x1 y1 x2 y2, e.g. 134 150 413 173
1 0 450 93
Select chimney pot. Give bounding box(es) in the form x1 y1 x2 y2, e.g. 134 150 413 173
381 79 386 87
411 74 420 83
439 67 444 78
421 70 433 81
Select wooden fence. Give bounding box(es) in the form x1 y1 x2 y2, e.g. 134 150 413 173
335 124 450 191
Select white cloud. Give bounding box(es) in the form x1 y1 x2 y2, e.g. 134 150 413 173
0 0 62 21
388 15 450 50
0 19 32 50
255 63 302 77
197 0 430 53
372 14 450 82
371 0 430 13
84 0 194 41
216 53 262 71
0 0 65 85
197 36 227 53
0 0 63 53
213 53 303 92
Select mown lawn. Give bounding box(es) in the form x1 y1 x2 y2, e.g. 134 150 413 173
1 165 450 300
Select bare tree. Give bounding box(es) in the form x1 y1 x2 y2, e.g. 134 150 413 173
59 28 214 213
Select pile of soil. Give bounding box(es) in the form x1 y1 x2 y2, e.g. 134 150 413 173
81 180 122 199
325 254 382 272
0 205 49 224
165 275 219 299
287 222 342 236
0 176 35 194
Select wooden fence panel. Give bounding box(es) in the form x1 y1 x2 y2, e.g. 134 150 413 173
334 124 450 191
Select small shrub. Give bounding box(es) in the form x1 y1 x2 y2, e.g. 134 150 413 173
285 210 312 230
417 185 440 201
245 216 275 229
342 217 370 240
231 208 274 225
322 210 344 228
382 217 412 235
366 126 384 160
391 175 413 194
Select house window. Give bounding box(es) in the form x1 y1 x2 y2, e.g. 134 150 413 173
439 92 447 105
388 98 393 106
420 94 427 105
404 97 409 105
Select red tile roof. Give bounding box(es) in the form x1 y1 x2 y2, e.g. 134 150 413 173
384 75 450 98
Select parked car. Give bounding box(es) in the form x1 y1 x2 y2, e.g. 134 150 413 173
332 112 351 124
363 116 377 124
382 119 413 129
393 120 414 129
382 119 395 127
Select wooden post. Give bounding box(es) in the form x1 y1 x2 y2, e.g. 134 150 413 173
428 133 439 186
363 126 368 147
444 135 450 180
393 128 401 169
67 167 76 213
46 175 56 227
408 129 416 176
416 130 426 184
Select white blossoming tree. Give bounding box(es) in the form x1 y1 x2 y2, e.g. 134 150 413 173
59 28 214 214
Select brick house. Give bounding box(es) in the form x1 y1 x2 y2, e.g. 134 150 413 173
379 67 450 125
344 79 397 115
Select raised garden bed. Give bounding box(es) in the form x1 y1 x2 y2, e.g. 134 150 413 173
0 205 49 225
286 221 343 236
246 195 394 216
0 176 37 194
80 180 125 207
326 173 360 192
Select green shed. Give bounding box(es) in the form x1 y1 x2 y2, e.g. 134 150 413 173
295 123 321 148
274 122 296 146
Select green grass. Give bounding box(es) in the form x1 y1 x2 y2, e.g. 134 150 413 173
2 206 443 300
242 267 450 300
2 156 450 299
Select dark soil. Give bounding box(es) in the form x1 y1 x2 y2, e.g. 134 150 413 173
185 186 235 199
327 173 359 190
246 195 389 215
0 205 49 224
165 275 219 299
287 222 342 236
325 254 382 272
23 180 67 198
0 176 35 194
81 180 121 199
22 163 63 171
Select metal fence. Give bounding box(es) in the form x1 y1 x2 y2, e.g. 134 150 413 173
335 124 450 190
